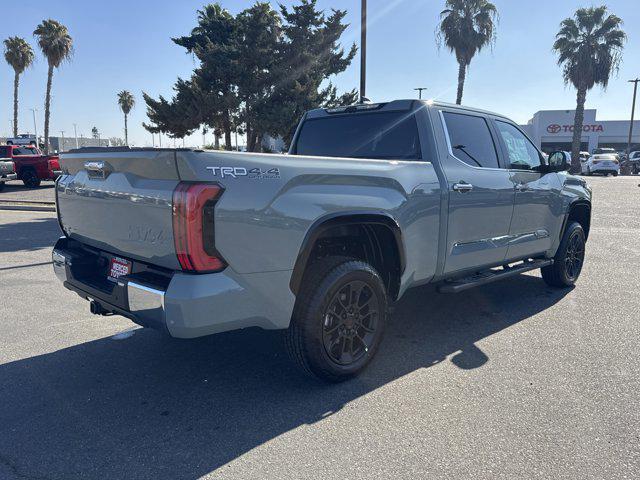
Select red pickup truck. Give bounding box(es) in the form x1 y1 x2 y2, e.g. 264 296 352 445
0 145 61 188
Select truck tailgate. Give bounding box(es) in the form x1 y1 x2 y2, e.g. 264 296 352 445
57 150 181 270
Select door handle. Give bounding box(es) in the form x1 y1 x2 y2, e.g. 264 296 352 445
452 182 474 193
515 182 530 192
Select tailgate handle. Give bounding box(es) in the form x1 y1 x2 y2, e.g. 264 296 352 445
84 161 111 179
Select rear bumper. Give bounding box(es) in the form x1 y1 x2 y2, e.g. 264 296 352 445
52 237 295 338
1 173 17 181
53 247 168 333
592 165 619 172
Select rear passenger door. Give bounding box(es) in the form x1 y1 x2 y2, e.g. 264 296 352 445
437 110 515 275
492 120 563 261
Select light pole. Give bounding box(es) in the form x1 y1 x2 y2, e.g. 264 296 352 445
627 78 639 157
414 87 428 100
30 108 39 149
73 123 79 149
60 131 65 152
359 0 367 103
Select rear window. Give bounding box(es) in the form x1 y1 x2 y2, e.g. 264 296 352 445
13 147 38 156
294 111 422 160
442 111 500 169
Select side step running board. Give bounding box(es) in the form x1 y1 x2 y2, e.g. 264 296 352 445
438 259 553 294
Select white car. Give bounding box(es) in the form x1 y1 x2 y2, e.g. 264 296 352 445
5 134 38 146
581 151 619 176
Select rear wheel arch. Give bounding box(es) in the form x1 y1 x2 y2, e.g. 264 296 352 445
290 212 405 301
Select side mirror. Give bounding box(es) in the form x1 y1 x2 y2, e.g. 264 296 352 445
548 151 570 172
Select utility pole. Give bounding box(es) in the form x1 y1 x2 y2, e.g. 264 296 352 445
359 0 367 103
60 131 65 152
30 108 39 149
627 78 639 156
73 123 79 149
414 87 428 100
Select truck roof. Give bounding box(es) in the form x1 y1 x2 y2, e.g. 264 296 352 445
307 99 513 122
306 99 512 121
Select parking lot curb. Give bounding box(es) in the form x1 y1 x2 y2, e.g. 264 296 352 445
0 202 56 212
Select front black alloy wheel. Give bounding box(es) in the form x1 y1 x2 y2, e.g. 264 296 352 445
564 230 585 280
542 221 585 288
285 257 388 382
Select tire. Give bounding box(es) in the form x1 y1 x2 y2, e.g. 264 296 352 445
612 172 618 177
22 169 41 188
6 141 12 145
542 222 586 288
285 257 388 382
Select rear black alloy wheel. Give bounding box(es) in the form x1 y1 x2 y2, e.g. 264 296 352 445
542 221 585 288
322 280 380 366
22 170 41 188
285 257 388 382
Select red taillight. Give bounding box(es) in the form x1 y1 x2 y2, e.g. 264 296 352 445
172 182 226 272
48 157 60 170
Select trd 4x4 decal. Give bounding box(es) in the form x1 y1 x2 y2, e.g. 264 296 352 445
206 166 281 179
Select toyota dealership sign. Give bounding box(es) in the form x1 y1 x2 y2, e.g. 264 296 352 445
546 124 604 134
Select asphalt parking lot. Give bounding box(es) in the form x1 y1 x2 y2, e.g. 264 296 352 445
0 181 56 203
0 176 639 479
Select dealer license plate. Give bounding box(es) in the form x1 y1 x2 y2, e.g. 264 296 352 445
109 256 132 281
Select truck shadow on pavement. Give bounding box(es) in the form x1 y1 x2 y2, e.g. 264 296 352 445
0 275 570 479
0 217 60 254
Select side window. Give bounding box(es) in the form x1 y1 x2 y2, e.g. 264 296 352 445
495 121 542 170
442 112 500 169
0 146 8 157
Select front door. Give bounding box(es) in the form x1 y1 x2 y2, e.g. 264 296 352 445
492 120 563 261
437 110 515 275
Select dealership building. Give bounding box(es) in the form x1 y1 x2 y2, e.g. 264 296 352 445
520 109 640 154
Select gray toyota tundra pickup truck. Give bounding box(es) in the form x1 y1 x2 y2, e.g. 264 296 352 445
52 100 591 381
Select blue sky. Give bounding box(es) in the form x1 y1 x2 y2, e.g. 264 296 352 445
2 0 639 147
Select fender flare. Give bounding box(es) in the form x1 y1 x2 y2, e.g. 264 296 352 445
562 199 592 240
289 211 406 295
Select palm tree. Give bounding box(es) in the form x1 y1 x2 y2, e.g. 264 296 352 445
117 90 135 145
3 37 35 137
33 19 73 153
553 6 626 172
91 126 99 139
437 0 497 105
